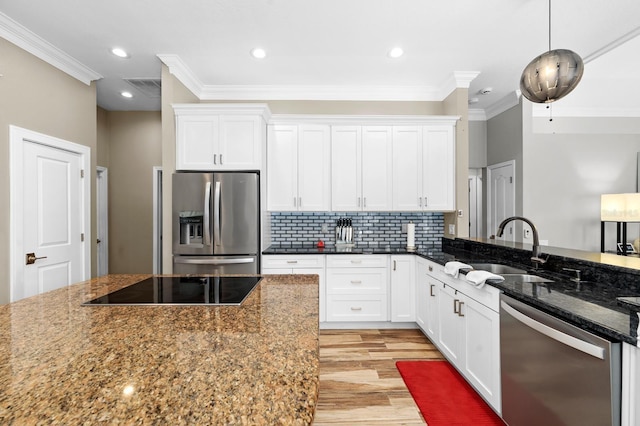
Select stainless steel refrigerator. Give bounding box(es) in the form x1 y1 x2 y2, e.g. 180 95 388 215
172 172 260 274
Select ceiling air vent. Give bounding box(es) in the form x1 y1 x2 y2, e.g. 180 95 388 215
124 79 161 98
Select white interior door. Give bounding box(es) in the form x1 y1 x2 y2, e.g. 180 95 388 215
487 161 515 241
97 167 108 277
468 169 483 238
10 126 90 302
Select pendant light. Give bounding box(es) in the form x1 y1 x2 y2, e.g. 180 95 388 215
520 0 584 103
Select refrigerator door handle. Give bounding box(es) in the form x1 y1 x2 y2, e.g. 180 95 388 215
203 182 212 246
174 257 255 265
214 181 221 247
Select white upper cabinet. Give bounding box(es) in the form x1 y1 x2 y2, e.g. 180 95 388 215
267 124 330 211
331 125 392 211
267 125 298 211
392 124 455 211
299 125 331 211
392 126 423 211
174 104 269 171
362 127 393 211
331 126 361 211
422 125 455 211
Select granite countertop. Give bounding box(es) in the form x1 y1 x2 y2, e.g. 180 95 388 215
0 274 319 425
264 242 639 345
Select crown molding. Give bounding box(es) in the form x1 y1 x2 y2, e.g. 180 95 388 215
583 26 640 63
485 90 522 120
159 54 480 102
172 103 272 121
157 54 204 97
438 71 481 98
468 109 487 121
0 12 101 85
269 114 460 126
198 84 444 101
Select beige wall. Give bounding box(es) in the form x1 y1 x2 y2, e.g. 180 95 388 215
443 88 469 239
100 111 162 273
0 38 97 304
97 107 111 167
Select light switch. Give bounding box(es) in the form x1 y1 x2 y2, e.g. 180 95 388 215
448 224 455 235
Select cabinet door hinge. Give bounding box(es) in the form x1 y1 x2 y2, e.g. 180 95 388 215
509 176 513 184
81 169 85 178
81 233 85 242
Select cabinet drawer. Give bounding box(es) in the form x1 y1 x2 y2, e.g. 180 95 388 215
326 268 387 294
327 255 387 268
262 255 325 269
455 281 501 312
326 295 388 321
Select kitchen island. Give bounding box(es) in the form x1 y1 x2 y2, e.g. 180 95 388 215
0 274 319 425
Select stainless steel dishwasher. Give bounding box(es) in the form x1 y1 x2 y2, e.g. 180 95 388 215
500 294 621 426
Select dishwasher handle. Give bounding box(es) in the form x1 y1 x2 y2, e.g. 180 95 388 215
500 300 605 360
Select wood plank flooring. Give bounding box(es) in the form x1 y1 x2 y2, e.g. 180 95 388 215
313 328 445 425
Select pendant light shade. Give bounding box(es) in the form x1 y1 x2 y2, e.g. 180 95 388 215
520 49 584 103
519 0 584 104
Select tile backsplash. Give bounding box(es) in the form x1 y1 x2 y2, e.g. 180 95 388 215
269 212 444 247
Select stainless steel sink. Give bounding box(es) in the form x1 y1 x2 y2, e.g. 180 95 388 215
468 263 527 274
500 273 554 283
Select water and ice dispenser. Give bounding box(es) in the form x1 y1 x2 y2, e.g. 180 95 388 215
179 212 204 245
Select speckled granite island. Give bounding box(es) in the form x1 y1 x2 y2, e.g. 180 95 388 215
0 274 319 425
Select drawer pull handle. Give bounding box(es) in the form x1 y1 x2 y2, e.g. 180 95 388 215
350 260 362 264
428 266 433 272
286 260 298 264
453 299 460 314
350 306 362 311
430 284 435 297
458 301 465 317
350 280 362 284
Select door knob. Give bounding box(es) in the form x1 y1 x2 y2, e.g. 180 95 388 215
26 252 47 265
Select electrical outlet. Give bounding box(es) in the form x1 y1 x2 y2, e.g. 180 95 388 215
448 224 455 235
524 228 531 239
321 223 329 233
457 209 463 217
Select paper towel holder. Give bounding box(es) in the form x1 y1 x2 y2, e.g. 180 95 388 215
406 221 416 252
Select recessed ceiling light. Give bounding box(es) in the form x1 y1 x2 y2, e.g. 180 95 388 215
121 91 133 98
388 47 404 59
250 48 266 59
478 87 493 95
111 47 129 58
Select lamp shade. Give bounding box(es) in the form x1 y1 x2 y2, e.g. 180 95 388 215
601 193 640 222
520 49 584 103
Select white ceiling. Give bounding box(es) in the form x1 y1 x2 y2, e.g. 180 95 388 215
1 0 639 117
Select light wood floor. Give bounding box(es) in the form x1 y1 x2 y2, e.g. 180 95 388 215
313 328 445 425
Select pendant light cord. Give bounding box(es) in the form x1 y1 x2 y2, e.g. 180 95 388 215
548 0 552 52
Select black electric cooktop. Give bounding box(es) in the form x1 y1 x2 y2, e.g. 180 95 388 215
82 276 261 306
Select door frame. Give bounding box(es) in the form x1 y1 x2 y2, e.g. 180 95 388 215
468 168 483 238
9 125 91 301
153 166 163 274
96 166 108 276
486 160 516 240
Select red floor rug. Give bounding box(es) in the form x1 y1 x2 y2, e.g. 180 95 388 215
396 360 504 426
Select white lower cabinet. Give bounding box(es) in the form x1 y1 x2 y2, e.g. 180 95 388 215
417 257 501 413
462 295 501 413
326 255 388 322
622 342 640 426
391 255 416 322
262 255 326 322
